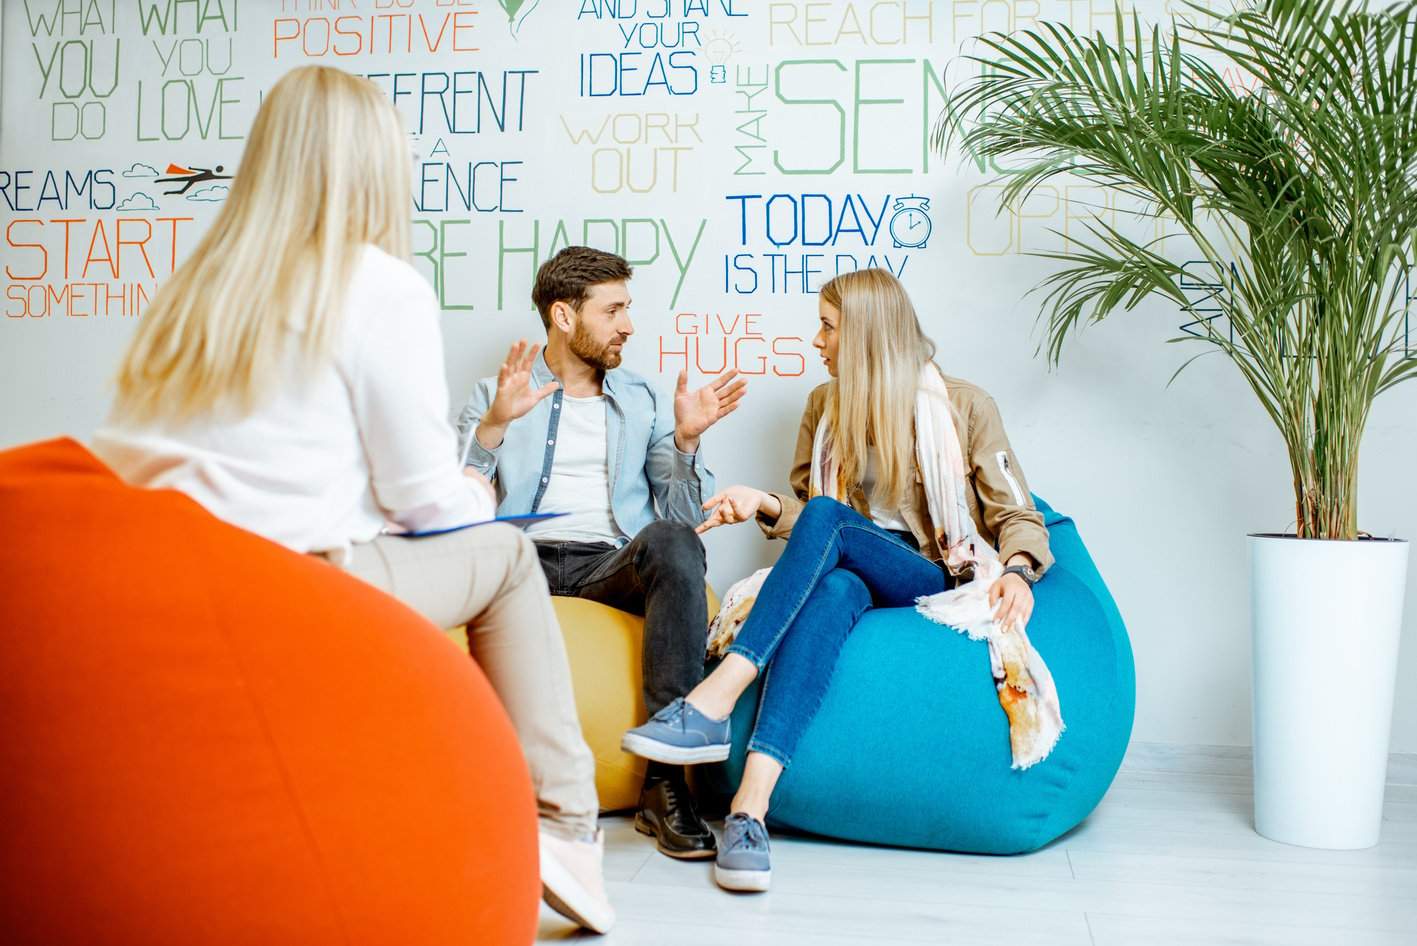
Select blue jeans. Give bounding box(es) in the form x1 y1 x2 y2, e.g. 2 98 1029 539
726 497 948 767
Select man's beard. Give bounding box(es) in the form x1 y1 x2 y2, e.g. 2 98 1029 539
570 321 624 370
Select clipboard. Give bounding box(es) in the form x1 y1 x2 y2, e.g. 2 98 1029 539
394 512 566 539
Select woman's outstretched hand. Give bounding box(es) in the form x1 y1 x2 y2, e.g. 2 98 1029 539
697 485 775 534
989 569 1035 630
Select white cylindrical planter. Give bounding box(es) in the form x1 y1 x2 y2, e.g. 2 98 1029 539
1249 533 1409 849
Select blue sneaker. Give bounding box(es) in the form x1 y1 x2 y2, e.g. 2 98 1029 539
713 812 771 892
620 697 731 764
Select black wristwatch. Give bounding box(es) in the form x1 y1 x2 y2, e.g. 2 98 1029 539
1002 564 1039 587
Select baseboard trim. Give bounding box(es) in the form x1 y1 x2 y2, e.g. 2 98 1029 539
1121 741 1417 786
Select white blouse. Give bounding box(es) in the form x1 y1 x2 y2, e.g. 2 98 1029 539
94 245 493 556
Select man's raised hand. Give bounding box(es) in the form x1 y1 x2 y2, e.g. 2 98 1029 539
476 340 559 450
673 368 746 453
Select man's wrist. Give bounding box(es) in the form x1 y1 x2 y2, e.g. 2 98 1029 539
674 431 700 454
475 419 508 450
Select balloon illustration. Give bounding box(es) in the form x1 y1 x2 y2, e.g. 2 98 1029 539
498 0 541 38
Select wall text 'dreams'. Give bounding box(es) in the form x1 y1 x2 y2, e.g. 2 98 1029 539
1 170 116 212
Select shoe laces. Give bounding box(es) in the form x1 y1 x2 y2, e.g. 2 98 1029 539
654 776 684 808
651 771 703 813
725 812 767 851
655 698 689 732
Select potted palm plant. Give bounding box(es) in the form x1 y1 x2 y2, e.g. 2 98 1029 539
936 0 1417 848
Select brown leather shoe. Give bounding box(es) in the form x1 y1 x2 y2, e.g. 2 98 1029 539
634 774 717 859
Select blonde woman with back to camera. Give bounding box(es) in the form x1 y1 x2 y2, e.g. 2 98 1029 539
92 65 614 934
621 267 1054 893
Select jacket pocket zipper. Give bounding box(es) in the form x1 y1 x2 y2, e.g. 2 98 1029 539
996 451 1025 506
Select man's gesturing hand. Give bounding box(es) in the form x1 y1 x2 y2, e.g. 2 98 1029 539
673 368 746 453
476 340 559 450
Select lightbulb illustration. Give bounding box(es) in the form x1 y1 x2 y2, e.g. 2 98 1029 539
704 32 742 85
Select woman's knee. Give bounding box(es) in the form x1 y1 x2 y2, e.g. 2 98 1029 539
814 568 870 610
799 495 854 531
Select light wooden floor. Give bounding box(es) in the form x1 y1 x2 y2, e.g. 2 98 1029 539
536 748 1417 945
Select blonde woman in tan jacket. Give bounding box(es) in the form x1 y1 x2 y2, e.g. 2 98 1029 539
621 268 1052 893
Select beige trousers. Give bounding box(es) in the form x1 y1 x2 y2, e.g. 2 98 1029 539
336 523 598 840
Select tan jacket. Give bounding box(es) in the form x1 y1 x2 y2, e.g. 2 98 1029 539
758 375 1053 575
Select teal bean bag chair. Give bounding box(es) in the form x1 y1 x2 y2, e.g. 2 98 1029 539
714 497 1135 854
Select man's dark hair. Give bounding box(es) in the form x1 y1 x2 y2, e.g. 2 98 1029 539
531 246 633 329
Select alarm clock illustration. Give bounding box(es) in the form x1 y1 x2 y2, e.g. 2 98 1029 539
889 195 933 249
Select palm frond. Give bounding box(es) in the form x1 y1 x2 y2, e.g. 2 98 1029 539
936 0 1417 538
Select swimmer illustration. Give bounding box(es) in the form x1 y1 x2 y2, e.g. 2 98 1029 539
156 163 233 195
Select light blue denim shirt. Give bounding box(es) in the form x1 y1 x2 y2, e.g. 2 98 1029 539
456 353 712 545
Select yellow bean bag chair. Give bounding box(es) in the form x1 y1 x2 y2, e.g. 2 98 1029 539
450 589 716 812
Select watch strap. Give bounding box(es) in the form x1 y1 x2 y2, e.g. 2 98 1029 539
1002 564 1038 587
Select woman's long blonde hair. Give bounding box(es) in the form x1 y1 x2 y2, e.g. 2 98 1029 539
112 66 413 424
820 268 936 509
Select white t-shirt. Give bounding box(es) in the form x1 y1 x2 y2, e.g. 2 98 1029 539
861 449 911 533
93 245 494 556
525 393 623 545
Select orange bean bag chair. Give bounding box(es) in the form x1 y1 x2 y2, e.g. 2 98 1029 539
0 438 540 945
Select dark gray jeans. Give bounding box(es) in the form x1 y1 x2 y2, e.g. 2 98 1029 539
534 519 708 716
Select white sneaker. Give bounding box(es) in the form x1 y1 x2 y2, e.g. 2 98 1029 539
538 828 616 934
